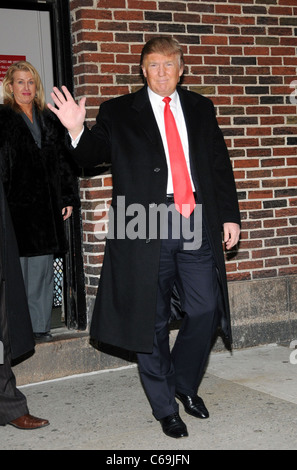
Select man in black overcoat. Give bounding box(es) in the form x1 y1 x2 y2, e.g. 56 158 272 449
49 37 241 438
0 178 49 429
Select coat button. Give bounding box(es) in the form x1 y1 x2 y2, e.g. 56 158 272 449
154 167 160 172
145 238 151 243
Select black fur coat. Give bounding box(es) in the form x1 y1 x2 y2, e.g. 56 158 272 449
0 105 79 257
0 178 34 359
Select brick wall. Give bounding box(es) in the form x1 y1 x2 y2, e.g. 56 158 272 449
69 0 297 307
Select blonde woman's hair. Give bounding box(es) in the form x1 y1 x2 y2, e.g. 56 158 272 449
2 61 46 112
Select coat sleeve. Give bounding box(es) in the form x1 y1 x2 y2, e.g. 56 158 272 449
70 101 112 168
210 103 241 227
59 144 80 209
48 114 81 209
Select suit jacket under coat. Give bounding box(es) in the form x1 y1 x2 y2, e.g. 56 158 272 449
0 106 79 257
0 179 35 360
73 86 241 353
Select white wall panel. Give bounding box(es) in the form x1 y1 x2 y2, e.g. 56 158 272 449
0 8 54 102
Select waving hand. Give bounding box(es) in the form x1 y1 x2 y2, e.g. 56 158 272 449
48 86 86 140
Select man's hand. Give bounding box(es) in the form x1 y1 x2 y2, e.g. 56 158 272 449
62 206 73 221
223 222 240 250
47 86 86 140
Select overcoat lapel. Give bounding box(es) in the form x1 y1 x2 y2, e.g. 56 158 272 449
177 88 202 193
131 86 167 165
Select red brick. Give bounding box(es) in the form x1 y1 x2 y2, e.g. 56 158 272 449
114 10 144 20
239 240 263 250
280 247 296 256
72 19 96 31
237 180 260 190
229 36 255 45
271 48 296 57
244 46 270 55
234 160 260 169
217 46 243 55
248 190 273 199
100 86 130 96
269 7 293 15
279 267 297 276
202 15 228 24
101 64 130 74
127 0 157 9
218 86 244 95
277 227 297 236
276 208 297 217
264 219 288 228
77 9 112 20
241 220 262 229
98 0 126 5
238 261 264 270
234 138 259 147
258 57 282 66
239 201 262 210
261 116 284 125
246 106 271 115
69 0 297 285
274 105 297 115
265 258 289 267
247 127 272 136
215 5 242 15
252 249 277 259
201 35 228 45
247 148 271 157
246 170 272 178
273 168 297 177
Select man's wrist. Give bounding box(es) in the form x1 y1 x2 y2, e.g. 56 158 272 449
69 127 84 147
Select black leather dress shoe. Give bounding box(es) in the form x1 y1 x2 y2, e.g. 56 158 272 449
34 332 53 342
159 412 188 438
175 392 209 419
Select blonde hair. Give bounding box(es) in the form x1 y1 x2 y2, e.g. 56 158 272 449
2 61 46 112
140 36 185 68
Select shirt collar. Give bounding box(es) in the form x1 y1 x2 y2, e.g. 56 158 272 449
147 87 178 108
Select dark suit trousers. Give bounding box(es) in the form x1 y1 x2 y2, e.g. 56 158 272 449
137 203 218 420
0 265 28 425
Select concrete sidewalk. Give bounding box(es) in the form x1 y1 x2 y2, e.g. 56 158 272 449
1 343 297 450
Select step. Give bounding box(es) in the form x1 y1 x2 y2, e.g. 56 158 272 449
13 328 135 386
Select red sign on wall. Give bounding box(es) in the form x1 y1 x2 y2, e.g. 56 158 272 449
0 55 26 80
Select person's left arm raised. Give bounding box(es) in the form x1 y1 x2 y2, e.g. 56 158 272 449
48 86 86 140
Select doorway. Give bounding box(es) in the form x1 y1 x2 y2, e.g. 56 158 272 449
0 0 86 331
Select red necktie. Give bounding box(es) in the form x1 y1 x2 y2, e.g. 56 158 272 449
163 96 195 218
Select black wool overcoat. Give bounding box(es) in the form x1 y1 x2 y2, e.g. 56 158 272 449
0 179 35 360
0 106 79 257
72 86 241 353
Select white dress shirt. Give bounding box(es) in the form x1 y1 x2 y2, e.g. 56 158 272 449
147 87 195 194
70 127 84 148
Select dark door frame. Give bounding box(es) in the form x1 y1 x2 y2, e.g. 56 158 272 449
1 0 87 330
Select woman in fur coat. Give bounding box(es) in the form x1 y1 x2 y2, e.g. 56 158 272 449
0 61 79 341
